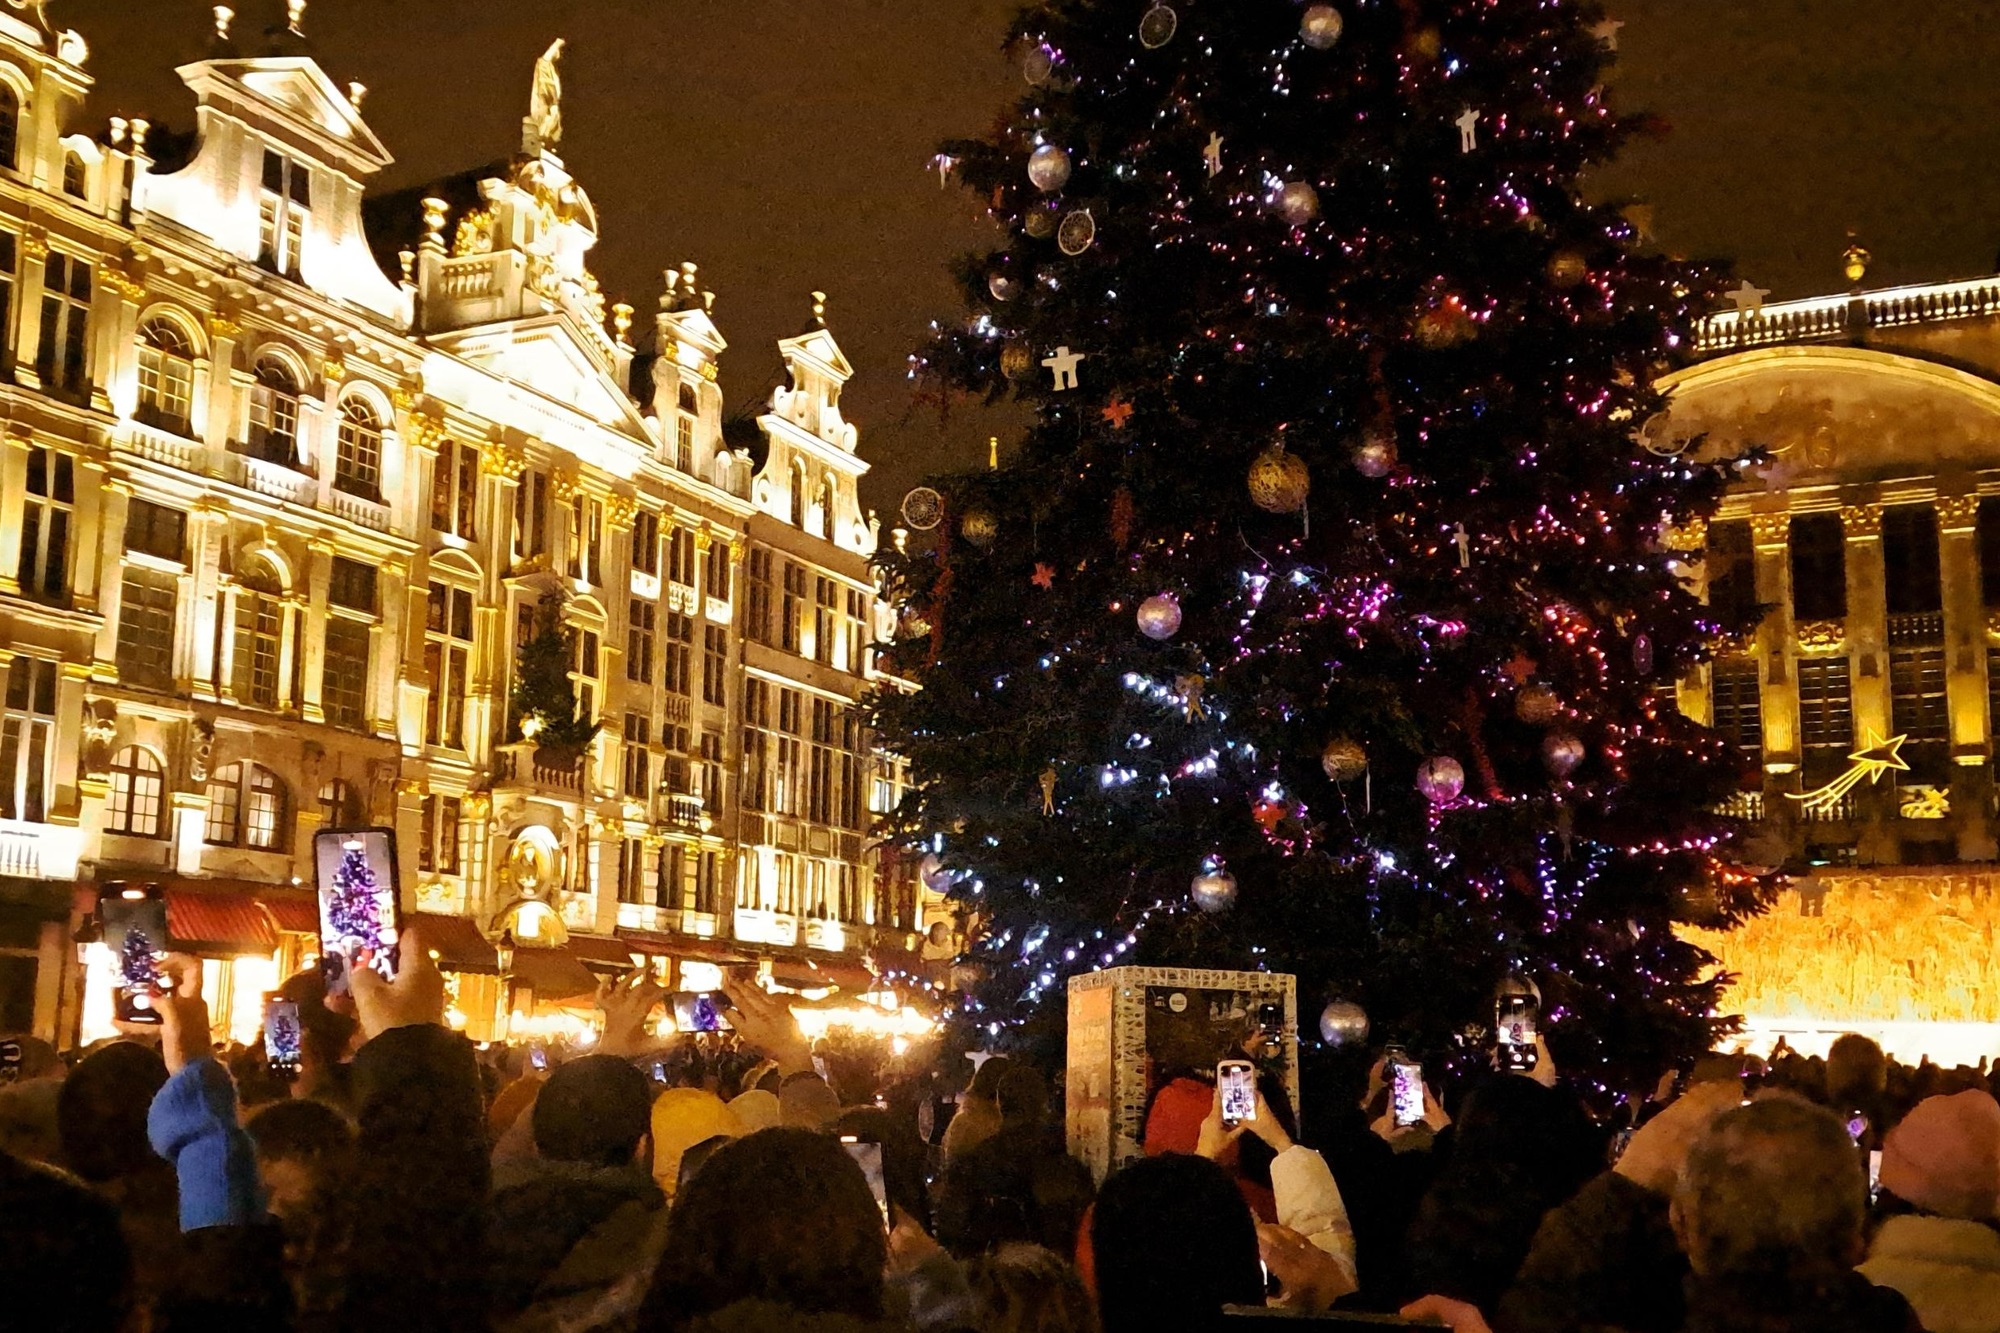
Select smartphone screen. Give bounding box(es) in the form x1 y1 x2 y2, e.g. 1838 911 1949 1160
101 885 168 1025
313 828 402 997
1846 1111 1868 1145
671 991 733 1033
1868 1148 1883 1201
264 997 302 1077
841 1136 889 1222
1218 1060 1257 1125
1390 1059 1426 1128
529 1044 549 1072
1496 994 1539 1071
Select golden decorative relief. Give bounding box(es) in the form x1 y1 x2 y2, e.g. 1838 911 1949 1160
451 208 496 257
322 358 349 384
1794 619 1847 653
459 791 491 821
20 226 48 259
701 363 718 382
403 412 446 452
1749 512 1792 547
549 468 580 502
480 440 527 482
604 494 637 528
1937 495 1982 531
1840 503 1883 539
206 312 243 340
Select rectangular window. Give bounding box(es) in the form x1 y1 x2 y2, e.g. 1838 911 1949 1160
117 569 179 691
430 439 478 539
632 510 660 576
694 849 721 916
743 678 770 812
845 589 869 675
0 656 57 822
1710 658 1763 762
258 150 310 277
674 415 694 473
627 600 655 684
1883 505 1943 616
327 557 377 614
35 252 90 398
775 687 804 817
572 629 600 723
1981 499 2000 609
705 540 731 601
233 594 282 709
1705 519 1758 629
808 698 835 824
1789 513 1847 622
781 563 806 654
417 795 436 874
815 577 839 665
1796 657 1854 754
125 498 186 562
424 583 474 750
17 446 72 602
702 625 727 706
840 712 863 830
513 469 549 561
322 619 371 732
668 527 696 586
1890 644 1950 743
0 231 16 373
698 731 723 809
623 712 652 799
746 548 773 645
664 611 694 698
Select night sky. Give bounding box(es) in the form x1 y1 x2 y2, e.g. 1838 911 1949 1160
60 0 2000 513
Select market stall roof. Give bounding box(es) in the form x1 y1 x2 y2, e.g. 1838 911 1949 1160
566 933 644 972
614 928 755 966
166 888 276 956
511 946 599 1002
410 911 499 974
259 889 319 936
771 955 875 994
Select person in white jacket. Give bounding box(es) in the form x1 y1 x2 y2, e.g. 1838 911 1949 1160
1194 1084 1360 1309
1859 1088 2000 1333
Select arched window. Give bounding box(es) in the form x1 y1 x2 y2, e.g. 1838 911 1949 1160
0 85 19 172
248 355 301 466
318 778 357 828
61 150 84 199
106 746 165 838
136 318 196 432
677 382 697 414
205 761 287 850
232 557 284 710
334 397 382 499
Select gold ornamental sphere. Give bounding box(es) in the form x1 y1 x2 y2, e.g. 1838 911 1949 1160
1321 737 1368 784
1247 443 1311 514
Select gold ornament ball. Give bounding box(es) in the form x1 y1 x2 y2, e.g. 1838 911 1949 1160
1542 730 1586 779
1137 592 1183 640
1000 343 1036 381
1415 303 1474 348
1408 26 1442 59
1321 737 1368 783
1023 204 1059 239
1515 683 1561 727
1277 180 1320 226
961 508 999 549
988 270 1020 302
1353 434 1397 478
1191 866 1239 913
1547 251 1589 287
1248 444 1311 514
1027 143 1072 193
1318 1000 1370 1047
1300 4 1345 49
1416 755 1466 804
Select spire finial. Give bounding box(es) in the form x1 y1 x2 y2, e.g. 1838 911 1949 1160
812 291 827 326
988 437 999 470
286 0 305 35
347 81 367 111
213 5 234 39
1843 230 1871 287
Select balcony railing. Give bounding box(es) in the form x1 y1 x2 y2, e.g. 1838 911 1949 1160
493 746 583 794
1694 274 2000 356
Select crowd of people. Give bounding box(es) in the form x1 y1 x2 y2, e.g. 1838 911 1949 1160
3 937 1998 1333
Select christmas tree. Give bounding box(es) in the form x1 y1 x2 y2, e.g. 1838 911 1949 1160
118 922 157 990
507 596 601 758
877 0 1768 1094
326 840 386 959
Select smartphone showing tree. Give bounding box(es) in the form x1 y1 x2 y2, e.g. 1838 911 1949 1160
314 827 403 998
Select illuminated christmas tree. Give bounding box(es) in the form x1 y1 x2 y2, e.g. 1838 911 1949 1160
118 922 157 989
326 840 385 956
878 0 1769 1092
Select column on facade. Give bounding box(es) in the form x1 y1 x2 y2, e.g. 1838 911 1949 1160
1841 500 1895 861
1750 511 1799 786
0 426 31 595
311 360 345 511
298 538 334 723
202 313 243 454
92 474 133 672
189 504 230 701
65 454 109 616
12 227 48 394
373 555 410 742
98 262 146 423
475 441 528 766
1935 492 1997 859
398 410 442 754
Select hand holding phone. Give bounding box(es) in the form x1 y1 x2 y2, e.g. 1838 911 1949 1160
840 1136 889 1223
101 885 169 1025
264 996 303 1080
1218 1059 1258 1129
314 828 404 998
347 920 444 1040
1390 1054 1427 1129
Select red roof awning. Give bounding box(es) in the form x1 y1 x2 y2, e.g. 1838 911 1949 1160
511 946 600 1002
566 933 645 972
408 911 499 975
614 928 754 966
166 890 276 956
259 889 319 935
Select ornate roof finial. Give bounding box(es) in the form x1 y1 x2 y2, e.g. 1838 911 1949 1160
286 0 305 35
213 5 234 39
347 81 366 111
526 38 565 155
811 291 827 327
988 436 999 470
1843 230 1871 288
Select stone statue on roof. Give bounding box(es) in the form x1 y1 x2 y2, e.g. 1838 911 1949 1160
528 38 565 154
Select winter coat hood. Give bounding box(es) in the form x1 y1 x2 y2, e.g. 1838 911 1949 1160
488 1158 663 1319
1859 1214 2000 1333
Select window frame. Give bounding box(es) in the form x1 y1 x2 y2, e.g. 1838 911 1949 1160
106 745 167 839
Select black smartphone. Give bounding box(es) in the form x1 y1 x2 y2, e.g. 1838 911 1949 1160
529 1043 549 1072
1496 993 1540 1072
841 1135 889 1223
101 884 169 1025
313 827 403 998
671 990 734 1033
264 996 302 1080
1388 1052 1426 1129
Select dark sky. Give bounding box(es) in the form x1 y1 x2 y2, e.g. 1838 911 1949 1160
59 0 2000 513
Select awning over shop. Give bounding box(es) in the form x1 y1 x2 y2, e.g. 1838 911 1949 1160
566 933 645 973
259 889 319 936
613 928 754 967
771 956 876 994
510 946 600 1002
410 911 499 974
166 889 277 956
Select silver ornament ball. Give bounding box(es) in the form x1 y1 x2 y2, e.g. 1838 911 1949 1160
1191 866 1239 913
920 853 951 893
1137 592 1183 640
988 270 1020 302
1300 4 1345 50
1417 755 1466 804
1028 143 1072 193
1318 1000 1370 1047
1542 730 1586 779
1353 436 1397 478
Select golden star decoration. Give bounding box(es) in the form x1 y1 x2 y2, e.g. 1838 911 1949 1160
1789 729 1909 816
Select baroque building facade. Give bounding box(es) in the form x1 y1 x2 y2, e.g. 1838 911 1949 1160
1664 258 2000 1063
0 8 927 1045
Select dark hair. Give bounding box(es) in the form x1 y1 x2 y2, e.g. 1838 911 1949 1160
533 1055 653 1167
834 1105 933 1233
0 1149 134 1331
965 1243 1100 1333
1826 1034 1888 1107
639 1127 888 1330
246 1096 355 1163
995 1066 1050 1127
936 1122 1095 1259
968 1055 1014 1102
1678 1097 1867 1280
1091 1154 1262 1333
57 1041 167 1183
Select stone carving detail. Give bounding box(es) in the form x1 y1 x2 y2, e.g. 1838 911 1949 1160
1794 620 1847 653
1840 504 1883 539
1936 494 1981 531
1749 512 1792 547
187 717 215 784
80 700 118 780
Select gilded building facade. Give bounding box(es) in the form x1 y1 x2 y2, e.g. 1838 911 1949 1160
1664 259 2000 1063
0 8 927 1046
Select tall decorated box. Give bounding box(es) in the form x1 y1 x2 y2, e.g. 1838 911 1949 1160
1065 967 1299 1183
